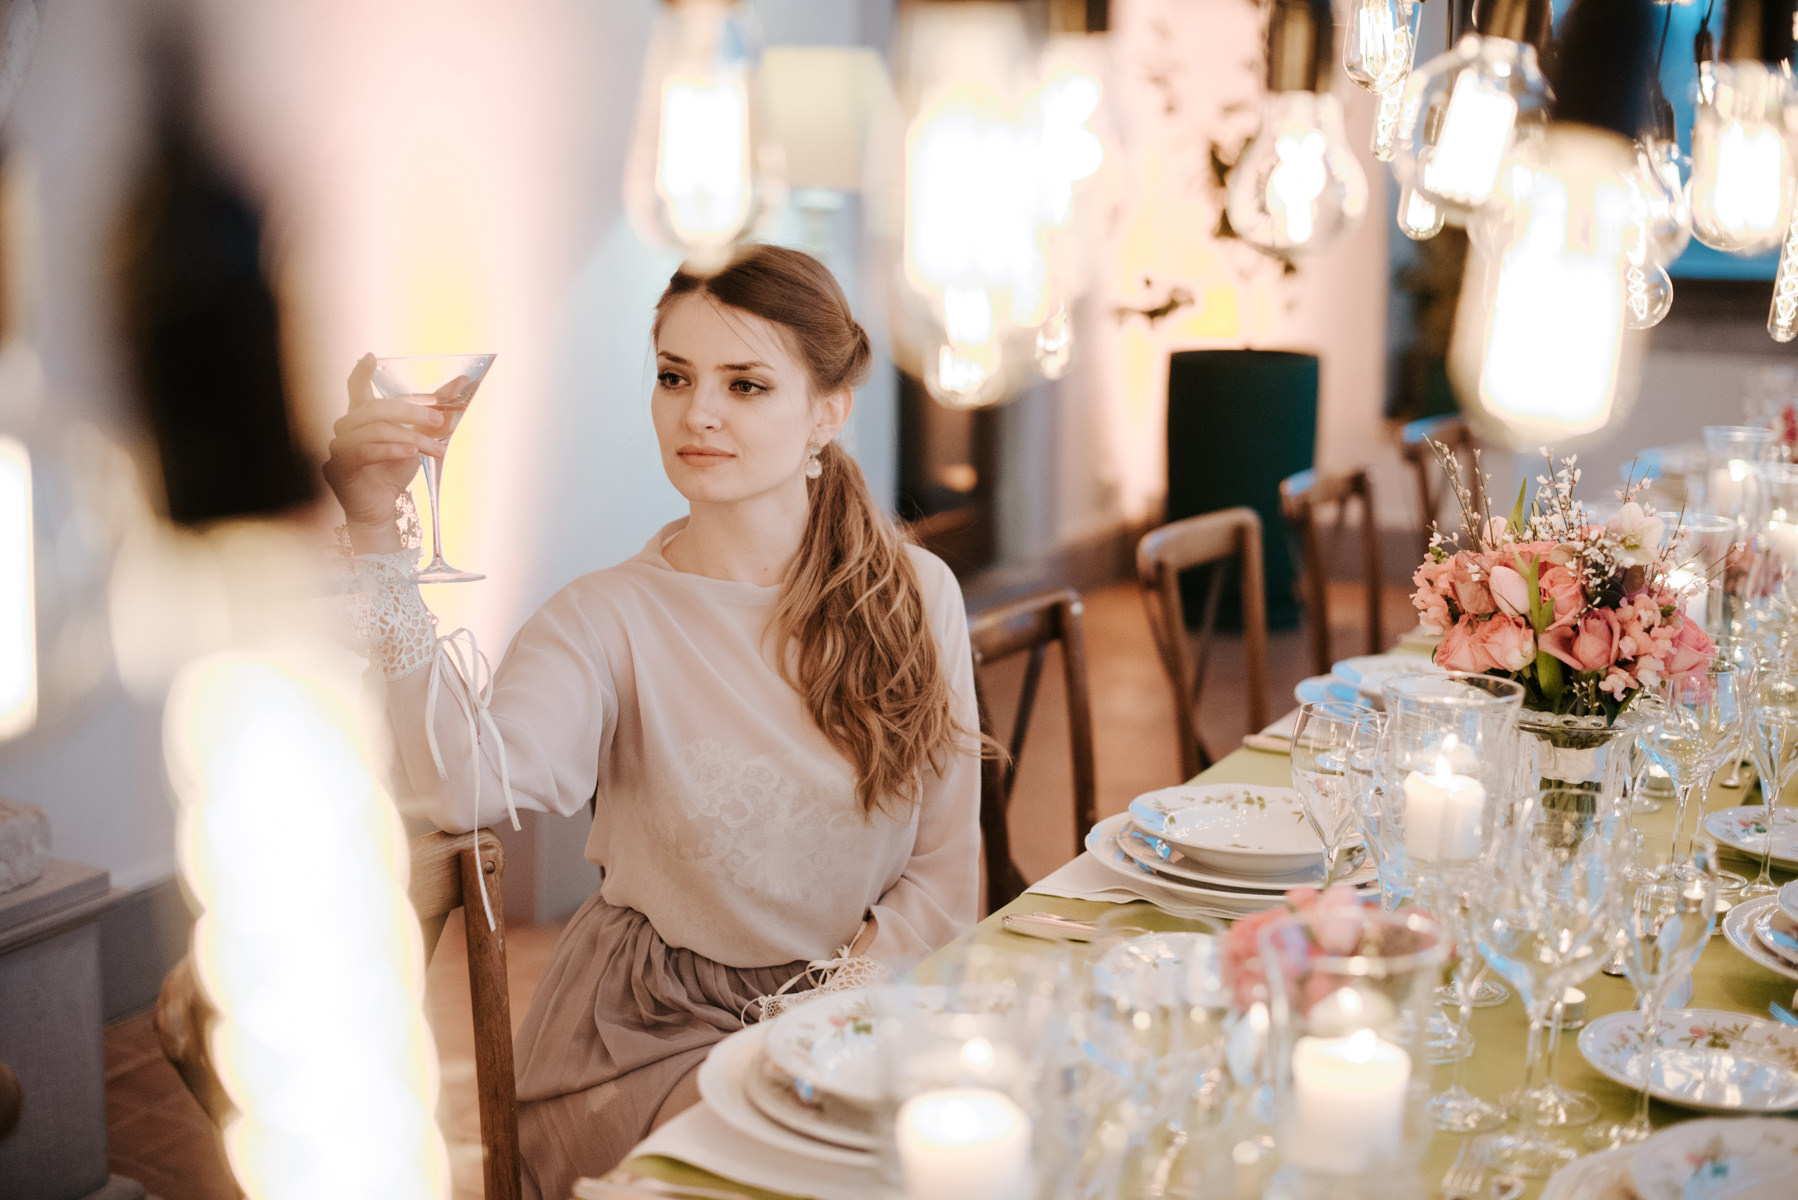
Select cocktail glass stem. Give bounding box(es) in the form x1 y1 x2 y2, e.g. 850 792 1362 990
1630 1002 1659 1131
420 451 449 574
1753 777 1783 894
1667 779 1703 875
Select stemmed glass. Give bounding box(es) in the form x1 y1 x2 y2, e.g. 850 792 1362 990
1640 660 1747 884
1470 788 1628 1176
1745 666 1798 897
1585 846 1721 1150
370 354 497 584
1289 701 1377 886
1342 718 1408 909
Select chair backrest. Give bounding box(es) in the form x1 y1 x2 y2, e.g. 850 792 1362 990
1136 508 1269 781
155 829 519 1200
1400 413 1476 560
1279 466 1383 678
968 587 1096 914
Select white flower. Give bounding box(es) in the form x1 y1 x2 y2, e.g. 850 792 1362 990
1605 501 1664 568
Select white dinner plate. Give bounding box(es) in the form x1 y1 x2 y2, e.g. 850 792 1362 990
1722 894 1798 984
1116 814 1376 893
1778 879 1798 923
1751 903 1798 969
1577 1009 1798 1113
1630 1117 1798 1200
1330 654 1444 704
1293 675 1360 708
1701 805 1798 869
1127 783 1323 876
1539 1145 1636 1200
694 1023 873 1167
741 1041 877 1152
1083 814 1282 917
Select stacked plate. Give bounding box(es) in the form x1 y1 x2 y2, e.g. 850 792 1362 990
1576 1008 1798 1114
1294 652 1444 711
1721 880 1798 987
1542 1117 1798 1200
696 985 1012 1165
1703 805 1798 871
1084 782 1377 918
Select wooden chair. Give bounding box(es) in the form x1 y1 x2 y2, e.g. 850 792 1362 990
969 587 1097 914
1136 509 1270 781
1279 466 1384 678
155 829 520 1200
1400 413 1477 561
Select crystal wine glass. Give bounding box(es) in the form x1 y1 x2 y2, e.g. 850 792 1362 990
1584 850 1720 1150
370 354 496 583
1289 700 1377 886
1640 660 1747 884
1745 666 1798 897
1470 788 1628 1176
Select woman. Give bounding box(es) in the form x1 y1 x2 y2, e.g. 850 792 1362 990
325 245 981 1196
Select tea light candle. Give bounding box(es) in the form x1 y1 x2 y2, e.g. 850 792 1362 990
1402 755 1485 861
1666 567 1707 629
1287 1029 1411 1174
895 1087 1033 1200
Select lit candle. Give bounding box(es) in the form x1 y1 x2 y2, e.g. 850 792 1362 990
1287 1029 1412 1173
1709 460 1749 517
895 1087 1033 1200
1402 752 1485 861
1666 566 1708 629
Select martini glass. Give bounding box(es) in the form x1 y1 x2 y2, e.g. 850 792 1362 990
371 354 496 583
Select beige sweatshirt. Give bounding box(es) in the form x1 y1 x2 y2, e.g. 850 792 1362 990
379 520 981 973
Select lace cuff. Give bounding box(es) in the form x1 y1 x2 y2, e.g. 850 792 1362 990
341 550 437 679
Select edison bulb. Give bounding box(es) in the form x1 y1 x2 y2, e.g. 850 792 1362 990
1770 216 1798 341
1449 125 1639 445
1226 91 1368 256
1344 0 1419 92
1624 257 1675 330
1397 180 1444 239
1395 34 1553 226
1690 61 1798 256
1639 136 1694 260
623 0 778 261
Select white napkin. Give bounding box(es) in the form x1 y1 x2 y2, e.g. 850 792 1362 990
622 1101 879 1200
1242 707 1299 754
1024 852 1270 921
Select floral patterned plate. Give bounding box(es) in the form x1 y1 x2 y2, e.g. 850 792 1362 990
1722 895 1798 984
693 1023 872 1165
1083 814 1284 917
760 984 1013 1111
1127 783 1322 875
1778 880 1798 924
1752 903 1798 969
1701 805 1798 870
1577 1009 1798 1113
1630 1117 1798 1200
1116 815 1377 893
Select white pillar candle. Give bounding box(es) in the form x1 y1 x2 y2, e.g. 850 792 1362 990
1666 567 1708 630
1286 1029 1412 1174
1402 757 1486 861
896 1087 1033 1200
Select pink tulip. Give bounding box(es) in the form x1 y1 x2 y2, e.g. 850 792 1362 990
1488 564 1531 617
1471 616 1536 672
1542 608 1622 673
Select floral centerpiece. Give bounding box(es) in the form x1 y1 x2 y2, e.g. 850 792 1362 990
1410 446 1720 790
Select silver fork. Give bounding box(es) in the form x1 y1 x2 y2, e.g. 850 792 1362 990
1439 1136 1487 1200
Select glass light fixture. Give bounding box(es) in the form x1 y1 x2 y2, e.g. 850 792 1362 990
623 0 781 266
1690 0 1798 256
1227 0 1368 257
1397 180 1446 240
1448 0 1658 448
1769 212 1798 340
1344 0 1421 92
1393 0 1554 227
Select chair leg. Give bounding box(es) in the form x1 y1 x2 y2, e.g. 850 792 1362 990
461 844 522 1200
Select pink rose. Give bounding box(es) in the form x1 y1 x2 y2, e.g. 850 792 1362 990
1489 564 1531 618
1471 615 1536 672
1538 564 1584 629
1413 589 1452 634
1541 608 1622 673
1663 618 1716 680
1449 558 1495 616
1436 617 1489 672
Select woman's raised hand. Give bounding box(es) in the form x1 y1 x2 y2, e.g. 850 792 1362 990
322 353 447 552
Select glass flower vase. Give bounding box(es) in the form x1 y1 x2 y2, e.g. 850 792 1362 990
1516 710 1637 812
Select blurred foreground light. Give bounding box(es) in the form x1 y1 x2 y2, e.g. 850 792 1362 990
0 434 33 739
624 0 783 268
167 652 449 1200
1343 0 1419 93
1690 0 1798 258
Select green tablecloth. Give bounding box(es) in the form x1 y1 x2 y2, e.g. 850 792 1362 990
619 747 1798 1199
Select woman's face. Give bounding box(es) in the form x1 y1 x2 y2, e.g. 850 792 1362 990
652 294 847 508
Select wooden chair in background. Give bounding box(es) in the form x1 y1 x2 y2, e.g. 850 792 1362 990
968 587 1097 914
155 829 521 1200
1400 413 1476 561
1136 509 1269 781
1279 467 1384 678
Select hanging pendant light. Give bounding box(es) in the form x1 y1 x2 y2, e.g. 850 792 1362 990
1345 0 1423 92
623 0 783 268
1226 0 1369 258
1448 0 1657 447
1689 0 1797 255
1393 0 1555 227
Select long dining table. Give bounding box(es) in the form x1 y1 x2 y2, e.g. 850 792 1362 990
610 741 1798 1200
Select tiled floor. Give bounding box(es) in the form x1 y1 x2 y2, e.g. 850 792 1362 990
104 577 1415 1197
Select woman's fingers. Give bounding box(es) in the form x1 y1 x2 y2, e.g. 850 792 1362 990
333 397 447 436
329 419 442 456
347 352 377 407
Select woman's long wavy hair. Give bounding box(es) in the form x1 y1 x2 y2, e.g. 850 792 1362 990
655 245 964 819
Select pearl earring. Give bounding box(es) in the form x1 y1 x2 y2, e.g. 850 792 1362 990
805 441 823 480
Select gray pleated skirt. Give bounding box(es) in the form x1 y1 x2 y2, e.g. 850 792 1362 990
512 890 809 1200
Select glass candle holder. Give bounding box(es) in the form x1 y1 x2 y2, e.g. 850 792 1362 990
1379 673 1525 871
1256 906 1448 1200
